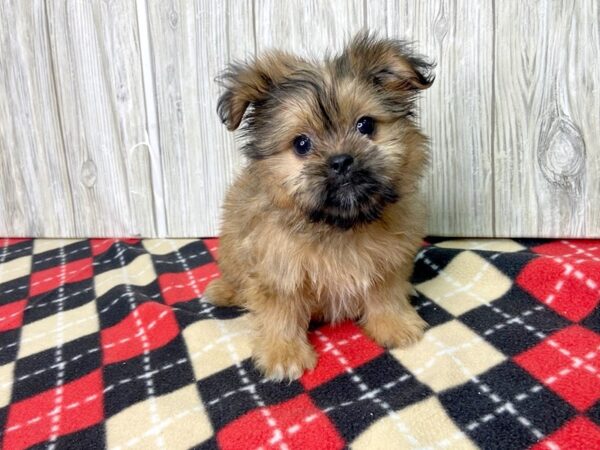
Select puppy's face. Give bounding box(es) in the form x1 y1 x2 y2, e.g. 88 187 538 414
217 33 434 229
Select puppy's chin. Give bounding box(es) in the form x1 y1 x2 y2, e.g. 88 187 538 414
308 173 399 230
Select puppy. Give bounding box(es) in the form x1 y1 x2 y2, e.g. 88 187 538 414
205 32 434 381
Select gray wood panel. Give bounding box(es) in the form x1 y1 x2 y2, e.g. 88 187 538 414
493 0 600 237
147 0 254 237
0 1 75 236
1 0 599 238
368 0 496 237
45 0 155 237
254 0 365 55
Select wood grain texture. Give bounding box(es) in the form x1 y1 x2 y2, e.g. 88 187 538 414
368 0 496 237
493 0 600 237
45 0 154 237
1 0 599 238
147 0 254 237
0 1 75 236
254 0 365 56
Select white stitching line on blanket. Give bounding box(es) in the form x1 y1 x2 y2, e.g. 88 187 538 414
0 242 33 259
0 239 13 295
554 257 598 292
0 240 220 436
0 264 92 297
416 246 599 445
1 329 253 436
424 241 507 303
307 329 422 447
0 244 91 282
0 281 219 390
544 259 576 307
5 305 574 446
545 255 599 306
206 320 542 447
0 286 94 328
543 341 600 384
0 239 588 446
47 247 67 449
261 330 551 449
424 332 545 441
0 253 206 295
92 246 207 267
167 241 290 450
0 270 218 355
0 265 217 329
0 246 543 377
416 247 594 372
0 239 197 297
114 241 164 449
204 335 364 409
429 239 596 262
0 240 207 267
0 308 170 388
0 302 220 389
0 277 545 392
0 328 549 447
88 249 206 298
0 238 15 268
0 240 204 309
559 240 600 263
415 247 580 445
420 248 596 381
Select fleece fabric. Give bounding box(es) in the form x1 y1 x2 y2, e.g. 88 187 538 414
0 237 598 449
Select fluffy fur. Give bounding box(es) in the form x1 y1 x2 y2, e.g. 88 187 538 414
205 32 435 380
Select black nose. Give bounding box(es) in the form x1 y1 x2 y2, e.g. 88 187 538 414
329 154 354 175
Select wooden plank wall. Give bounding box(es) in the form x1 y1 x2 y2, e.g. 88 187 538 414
0 0 155 237
371 0 496 237
493 1 600 237
0 0 598 238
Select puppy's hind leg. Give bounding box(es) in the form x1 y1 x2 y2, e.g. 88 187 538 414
204 278 238 307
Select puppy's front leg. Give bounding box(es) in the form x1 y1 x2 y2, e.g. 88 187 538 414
246 282 316 381
361 275 427 349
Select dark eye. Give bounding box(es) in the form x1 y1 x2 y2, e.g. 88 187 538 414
356 116 375 135
293 135 312 156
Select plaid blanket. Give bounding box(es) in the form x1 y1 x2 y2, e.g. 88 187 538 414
0 237 598 449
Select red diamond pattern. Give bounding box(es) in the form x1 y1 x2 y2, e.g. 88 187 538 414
515 325 600 411
101 302 180 364
1 237 599 449
217 394 344 450
301 321 384 390
517 250 600 322
2 369 104 450
158 262 219 305
532 417 600 450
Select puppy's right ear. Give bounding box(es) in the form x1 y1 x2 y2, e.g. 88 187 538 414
216 52 302 131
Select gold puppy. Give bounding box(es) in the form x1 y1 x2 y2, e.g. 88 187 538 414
205 32 434 381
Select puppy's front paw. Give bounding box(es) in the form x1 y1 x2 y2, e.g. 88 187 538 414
362 312 427 349
203 279 236 307
253 340 317 382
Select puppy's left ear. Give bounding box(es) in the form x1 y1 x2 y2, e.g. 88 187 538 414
216 52 303 131
339 32 435 94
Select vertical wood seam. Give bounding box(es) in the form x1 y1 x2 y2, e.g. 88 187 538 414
490 0 497 237
251 0 258 54
225 2 231 62
135 0 167 236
